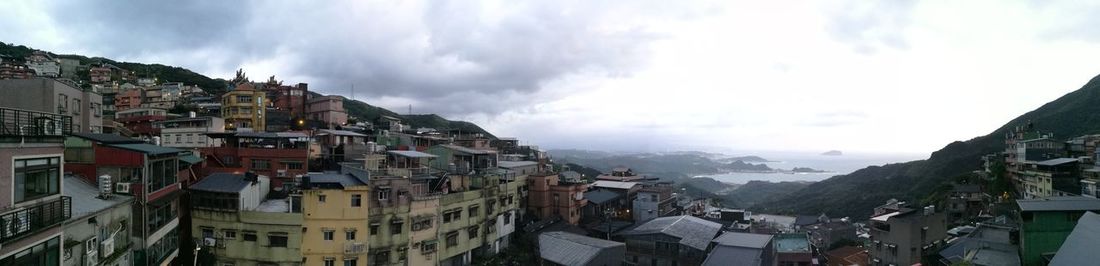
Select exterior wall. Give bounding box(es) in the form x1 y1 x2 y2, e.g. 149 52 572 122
0 78 102 133
200 146 309 187
115 89 142 111
868 212 946 266
62 198 134 266
625 233 709 266
408 196 441 266
1020 211 1087 266
633 191 661 222
192 209 304 266
301 186 371 266
160 118 225 148
307 96 347 128
221 89 267 131
0 143 66 263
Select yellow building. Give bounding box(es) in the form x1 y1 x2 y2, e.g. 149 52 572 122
301 167 371 266
189 173 304 266
222 83 267 131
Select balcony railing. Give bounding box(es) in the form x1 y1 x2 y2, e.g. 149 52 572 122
0 108 72 138
0 196 71 244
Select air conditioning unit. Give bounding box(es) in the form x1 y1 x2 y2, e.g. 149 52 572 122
100 238 115 257
344 242 366 255
277 169 288 177
203 237 216 247
115 182 131 194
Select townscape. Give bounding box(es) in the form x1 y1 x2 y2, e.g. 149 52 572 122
2 32 1100 266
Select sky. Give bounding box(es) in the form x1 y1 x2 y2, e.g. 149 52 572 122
4 0 1100 156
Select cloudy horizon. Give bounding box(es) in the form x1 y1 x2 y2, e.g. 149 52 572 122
5 0 1100 155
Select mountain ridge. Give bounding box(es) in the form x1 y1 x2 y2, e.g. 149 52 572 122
754 73 1100 219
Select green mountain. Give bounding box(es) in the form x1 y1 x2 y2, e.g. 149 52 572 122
755 74 1100 219
2 41 496 137
1 42 230 93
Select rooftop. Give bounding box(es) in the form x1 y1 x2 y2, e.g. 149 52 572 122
255 198 291 213
1036 157 1079 166
64 176 133 221
591 180 638 190
703 245 765 266
317 129 366 137
190 173 257 193
208 131 309 139
498 161 537 169
387 150 438 158
1049 211 1100 266
307 172 368 188
109 143 184 155
825 246 869 266
712 231 773 249
585 189 623 205
70 132 143 144
1017 196 1100 212
538 231 624 266
774 233 811 253
439 144 495 155
624 215 722 251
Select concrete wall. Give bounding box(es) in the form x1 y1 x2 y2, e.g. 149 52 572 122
301 186 370 265
62 198 134 266
0 78 102 133
191 209 303 266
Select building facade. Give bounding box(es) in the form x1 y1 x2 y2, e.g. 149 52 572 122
0 78 103 133
222 83 267 132
300 168 371 266
868 204 947 266
155 116 225 148
190 173 304 266
61 175 135 266
306 95 348 129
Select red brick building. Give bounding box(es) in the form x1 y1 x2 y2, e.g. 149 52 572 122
199 131 310 189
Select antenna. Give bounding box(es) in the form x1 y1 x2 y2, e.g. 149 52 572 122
350 83 355 101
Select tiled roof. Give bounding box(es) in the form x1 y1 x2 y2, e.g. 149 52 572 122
498 161 537 169
439 144 494 155
624 216 722 251
538 231 624 266
1036 158 1079 166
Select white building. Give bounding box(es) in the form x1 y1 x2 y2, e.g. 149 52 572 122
155 115 225 148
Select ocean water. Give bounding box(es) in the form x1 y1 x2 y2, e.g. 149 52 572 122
699 151 923 184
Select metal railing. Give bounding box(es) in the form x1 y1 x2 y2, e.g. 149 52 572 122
0 108 72 137
0 196 71 244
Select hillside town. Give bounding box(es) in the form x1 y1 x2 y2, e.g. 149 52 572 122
1 48 1099 266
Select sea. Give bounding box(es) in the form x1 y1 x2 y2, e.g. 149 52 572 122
697 151 924 184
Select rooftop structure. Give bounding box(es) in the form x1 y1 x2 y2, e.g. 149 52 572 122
538 231 625 266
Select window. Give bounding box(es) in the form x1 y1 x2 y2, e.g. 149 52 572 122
370 224 379 235
446 232 459 247
323 258 335 266
14 157 61 203
201 228 214 238
72 99 81 115
323 230 334 241
346 231 356 240
243 231 257 241
343 259 357 266
391 220 403 235
285 161 304 170
378 188 391 200
268 233 288 247
374 251 391 265
421 240 437 254
469 205 479 217
251 159 271 170
186 134 193 143
146 201 178 233
0 236 60 265
91 103 101 117
57 94 68 113
175 134 182 143
504 213 512 225
146 159 178 192
468 227 478 239
318 195 326 203
412 217 432 231
351 194 361 207
223 230 237 240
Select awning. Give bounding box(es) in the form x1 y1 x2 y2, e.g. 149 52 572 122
179 155 202 165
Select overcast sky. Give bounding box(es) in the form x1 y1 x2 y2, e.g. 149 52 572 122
4 0 1100 155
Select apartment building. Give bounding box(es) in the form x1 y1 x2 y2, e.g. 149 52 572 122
222 83 267 131
155 115 225 148
1016 196 1100 266
300 168 371 266
632 183 677 222
867 203 947 266
115 107 173 138
190 173 304 266
526 172 588 225
306 95 348 129
201 131 310 188
622 215 723 266
61 175 134 266
0 107 72 264
0 78 103 133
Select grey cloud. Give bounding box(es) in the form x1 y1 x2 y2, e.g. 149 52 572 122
801 110 868 127
20 0 696 116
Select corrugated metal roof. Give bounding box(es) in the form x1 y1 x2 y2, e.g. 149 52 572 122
1050 211 1100 266
308 173 367 188
498 161 537 169
233 131 309 139
713 231 773 249
591 180 638 190
190 173 253 193
387 150 438 158
70 133 144 144
108 143 184 155
539 231 623 266
64 176 133 222
702 246 764 266
179 155 202 165
1036 158 1079 166
624 216 722 251
318 129 367 137
585 189 622 205
1017 196 1100 212
440 144 494 155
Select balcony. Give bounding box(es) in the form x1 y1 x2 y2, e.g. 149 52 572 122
344 242 367 255
0 108 72 140
0 196 71 244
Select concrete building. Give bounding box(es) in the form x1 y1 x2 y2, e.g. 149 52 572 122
1016 196 1100 266
937 223 1019 266
527 172 588 225
775 233 813 266
25 51 60 78
867 203 947 266
0 107 71 264
189 173 304 266
538 231 625 266
703 231 776 266
115 107 172 138
1020 158 1081 199
155 116 225 148
632 183 677 222
115 88 143 112
200 131 310 189
300 167 371 266
61 175 135 266
1048 211 1100 266
265 83 309 119
64 133 198 266
222 83 267 132
306 95 348 129
0 78 103 133
622 215 723 266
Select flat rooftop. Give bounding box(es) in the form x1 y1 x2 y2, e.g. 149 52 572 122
254 198 290 213
774 234 811 253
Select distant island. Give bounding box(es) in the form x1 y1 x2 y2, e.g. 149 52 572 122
791 167 826 173
727 155 772 162
821 150 843 156
726 160 772 172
